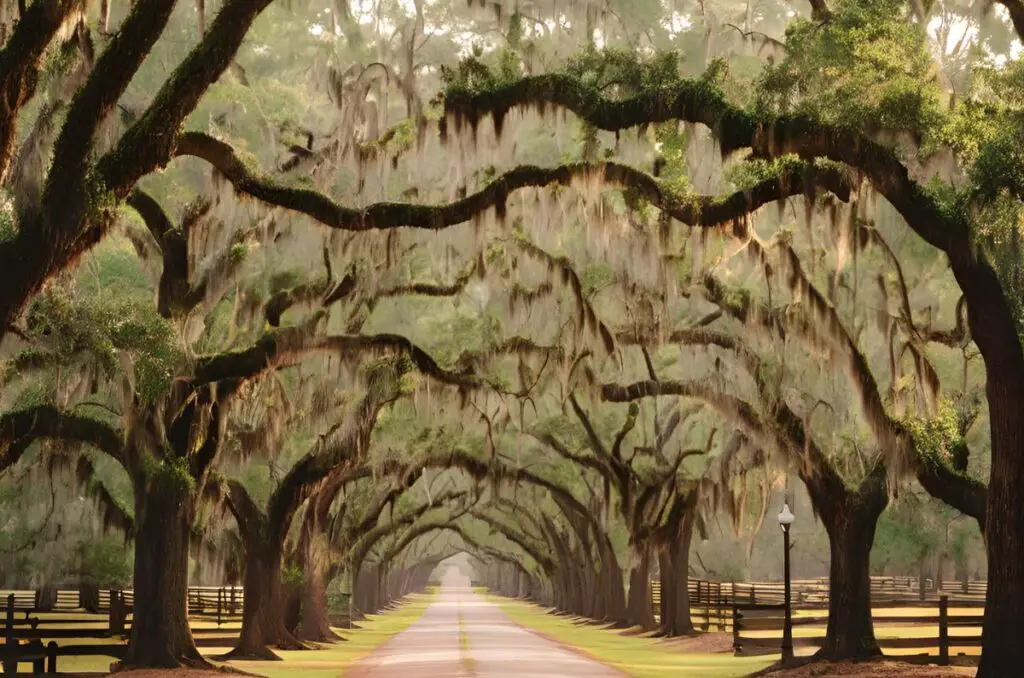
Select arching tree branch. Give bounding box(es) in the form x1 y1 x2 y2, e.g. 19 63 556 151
0 406 124 471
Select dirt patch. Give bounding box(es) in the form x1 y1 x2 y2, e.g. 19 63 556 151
658 631 734 653
758 659 976 677
108 669 251 677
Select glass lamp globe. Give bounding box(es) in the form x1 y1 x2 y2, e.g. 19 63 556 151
778 502 795 527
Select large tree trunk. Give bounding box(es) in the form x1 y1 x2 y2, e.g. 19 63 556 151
626 548 654 630
121 478 207 668
658 515 696 635
299 562 341 642
598 537 628 626
978 376 1024 678
225 537 307 660
817 513 881 659
659 491 698 637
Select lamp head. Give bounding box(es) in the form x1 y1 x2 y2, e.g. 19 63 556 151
778 502 795 529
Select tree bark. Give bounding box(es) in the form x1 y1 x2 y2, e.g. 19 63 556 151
816 512 882 659
626 548 654 629
594 532 627 626
121 478 207 668
978 376 1024 678
299 562 341 642
225 537 306 660
660 499 697 637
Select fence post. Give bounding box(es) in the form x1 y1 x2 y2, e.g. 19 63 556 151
46 641 57 674
702 582 709 632
230 586 237 615
107 590 116 634
715 583 723 631
749 585 755 606
217 589 223 627
938 594 949 666
732 604 740 655
4 594 15 675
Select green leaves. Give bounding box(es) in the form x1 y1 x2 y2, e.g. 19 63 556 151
756 0 942 133
17 289 181 404
903 398 966 472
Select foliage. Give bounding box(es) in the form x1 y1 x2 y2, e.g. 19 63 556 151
16 287 180 404
756 0 943 133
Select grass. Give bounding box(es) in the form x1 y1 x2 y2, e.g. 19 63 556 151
12 592 436 677
239 591 437 678
489 595 775 678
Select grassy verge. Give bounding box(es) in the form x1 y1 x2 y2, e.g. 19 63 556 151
250 591 437 678
26 592 436 677
489 595 775 678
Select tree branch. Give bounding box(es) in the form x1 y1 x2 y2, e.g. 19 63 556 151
175 131 850 234
0 406 124 472
0 0 85 181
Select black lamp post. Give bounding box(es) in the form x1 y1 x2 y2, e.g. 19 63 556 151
778 502 795 665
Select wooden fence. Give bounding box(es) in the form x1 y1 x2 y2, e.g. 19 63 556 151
649 576 985 614
0 587 244 674
732 594 983 664
0 586 243 616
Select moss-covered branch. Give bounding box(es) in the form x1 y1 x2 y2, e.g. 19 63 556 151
96 0 277 193
44 0 177 203
75 456 135 537
176 131 850 234
193 327 480 389
0 405 125 471
0 0 84 181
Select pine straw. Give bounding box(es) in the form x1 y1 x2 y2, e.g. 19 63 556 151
756 659 975 677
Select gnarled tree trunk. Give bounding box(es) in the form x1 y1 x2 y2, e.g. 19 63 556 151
122 476 207 668
818 512 880 659
226 533 306 660
978 375 1024 678
802 464 887 661
626 547 654 630
299 561 341 642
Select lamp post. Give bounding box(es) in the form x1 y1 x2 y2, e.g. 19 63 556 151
778 502 795 665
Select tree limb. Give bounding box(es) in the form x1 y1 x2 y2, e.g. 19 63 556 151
0 406 124 472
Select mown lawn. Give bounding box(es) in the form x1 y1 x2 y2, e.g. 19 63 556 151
489 595 776 678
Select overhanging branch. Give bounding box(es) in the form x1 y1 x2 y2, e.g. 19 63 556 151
175 131 851 234
0 406 124 471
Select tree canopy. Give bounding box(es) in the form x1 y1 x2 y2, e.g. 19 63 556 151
0 0 1021 674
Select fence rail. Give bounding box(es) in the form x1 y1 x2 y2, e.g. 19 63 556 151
0 587 244 674
0 586 244 615
731 594 982 664
650 576 986 614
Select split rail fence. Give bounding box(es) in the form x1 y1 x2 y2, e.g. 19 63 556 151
0 586 244 674
649 577 986 665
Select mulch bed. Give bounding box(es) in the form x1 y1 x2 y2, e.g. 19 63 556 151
755 659 976 677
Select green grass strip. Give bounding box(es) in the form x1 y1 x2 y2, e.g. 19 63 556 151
488 594 775 678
